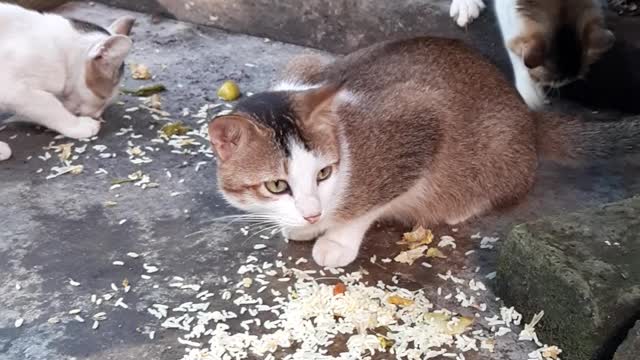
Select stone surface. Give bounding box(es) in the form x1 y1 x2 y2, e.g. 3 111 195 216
2 2 640 360
614 321 640 360
497 197 640 360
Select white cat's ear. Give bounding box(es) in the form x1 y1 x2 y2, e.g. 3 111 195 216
88 35 132 77
208 115 259 162
109 16 135 36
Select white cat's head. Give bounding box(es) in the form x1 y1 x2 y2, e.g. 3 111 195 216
63 16 135 118
208 85 349 234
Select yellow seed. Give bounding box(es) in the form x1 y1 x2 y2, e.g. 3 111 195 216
387 295 414 307
217 80 241 101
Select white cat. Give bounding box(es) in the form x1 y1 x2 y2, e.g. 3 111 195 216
0 4 135 161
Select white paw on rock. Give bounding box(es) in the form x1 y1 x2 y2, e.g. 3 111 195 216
450 0 486 27
312 236 358 268
60 116 101 139
0 141 12 161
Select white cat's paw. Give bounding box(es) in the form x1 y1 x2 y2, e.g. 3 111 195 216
59 117 101 139
0 141 12 161
312 236 358 268
450 0 486 27
282 227 321 242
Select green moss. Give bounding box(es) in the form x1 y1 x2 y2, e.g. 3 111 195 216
498 197 640 359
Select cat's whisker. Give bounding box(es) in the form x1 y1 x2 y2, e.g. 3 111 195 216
242 223 283 245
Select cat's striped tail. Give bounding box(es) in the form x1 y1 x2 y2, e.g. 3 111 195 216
535 112 640 164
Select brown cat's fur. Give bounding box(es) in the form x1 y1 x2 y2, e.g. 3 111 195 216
209 37 640 267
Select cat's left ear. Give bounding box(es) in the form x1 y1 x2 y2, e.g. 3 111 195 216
109 16 135 36
586 28 615 63
88 35 133 77
296 83 342 125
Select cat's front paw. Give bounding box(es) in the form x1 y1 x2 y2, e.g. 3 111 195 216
312 235 358 268
59 117 101 139
450 0 485 27
282 226 322 242
0 141 12 161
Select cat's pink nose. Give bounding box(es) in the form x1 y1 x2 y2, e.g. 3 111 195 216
304 214 321 224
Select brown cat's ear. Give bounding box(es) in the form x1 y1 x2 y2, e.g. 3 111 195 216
586 28 615 63
109 16 135 36
509 34 546 69
296 83 342 123
208 115 259 162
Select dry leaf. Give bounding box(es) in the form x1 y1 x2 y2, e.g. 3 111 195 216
333 282 346 296
394 245 428 265
387 295 414 307
426 248 447 259
130 63 152 80
398 226 433 249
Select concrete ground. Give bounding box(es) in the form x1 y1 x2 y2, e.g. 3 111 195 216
1 2 639 360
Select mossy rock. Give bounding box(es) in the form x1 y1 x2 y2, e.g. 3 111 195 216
497 197 640 360
613 321 640 360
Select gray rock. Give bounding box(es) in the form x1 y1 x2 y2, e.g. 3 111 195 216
497 197 640 360
614 321 640 360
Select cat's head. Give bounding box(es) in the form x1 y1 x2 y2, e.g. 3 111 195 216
509 21 614 88
63 16 135 118
208 85 346 231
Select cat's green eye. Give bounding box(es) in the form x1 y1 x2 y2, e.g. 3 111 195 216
317 166 333 182
265 180 290 194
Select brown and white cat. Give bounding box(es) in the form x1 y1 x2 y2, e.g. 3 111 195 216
450 0 615 110
0 4 135 161
208 37 640 268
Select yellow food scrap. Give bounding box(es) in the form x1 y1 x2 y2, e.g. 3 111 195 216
542 346 562 359
425 312 474 335
387 295 414 307
393 245 428 265
217 80 241 101
426 248 447 259
398 226 433 249
242 277 253 288
122 278 129 288
160 122 191 137
377 335 395 350
146 94 162 109
104 201 118 207
56 143 73 162
69 165 83 175
130 63 152 80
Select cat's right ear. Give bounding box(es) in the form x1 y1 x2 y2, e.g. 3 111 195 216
89 35 132 78
509 34 546 69
208 115 256 162
109 16 135 36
